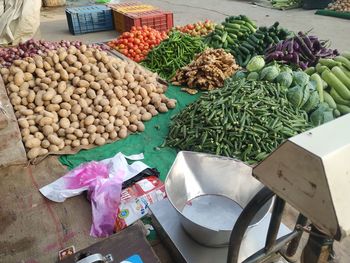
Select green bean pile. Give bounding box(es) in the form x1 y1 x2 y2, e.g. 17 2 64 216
166 79 312 164
140 31 206 80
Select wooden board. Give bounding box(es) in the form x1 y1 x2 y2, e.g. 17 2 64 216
61 222 160 263
0 75 27 167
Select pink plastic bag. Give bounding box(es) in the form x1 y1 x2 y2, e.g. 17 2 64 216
40 153 149 237
88 170 124 237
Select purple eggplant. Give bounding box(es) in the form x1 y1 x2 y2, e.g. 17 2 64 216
288 39 294 53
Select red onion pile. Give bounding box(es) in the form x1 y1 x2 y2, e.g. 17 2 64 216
0 39 109 67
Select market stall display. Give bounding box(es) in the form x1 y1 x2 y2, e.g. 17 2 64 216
0 39 106 67
327 0 350 11
166 78 311 164
204 15 257 51
107 26 168 62
230 22 290 66
171 48 239 90
265 32 339 69
304 53 350 119
0 45 176 160
271 0 303 9
141 31 206 80
172 20 216 37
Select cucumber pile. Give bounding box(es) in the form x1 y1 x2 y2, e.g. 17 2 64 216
231 22 290 66
305 53 350 117
203 15 257 51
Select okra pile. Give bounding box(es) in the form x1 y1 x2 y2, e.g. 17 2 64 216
141 31 206 80
166 79 312 164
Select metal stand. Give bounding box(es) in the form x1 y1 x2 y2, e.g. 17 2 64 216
227 187 307 263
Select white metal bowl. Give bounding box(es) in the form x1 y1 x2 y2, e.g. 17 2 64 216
165 151 273 247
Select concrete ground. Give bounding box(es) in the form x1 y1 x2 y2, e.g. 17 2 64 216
1 0 350 262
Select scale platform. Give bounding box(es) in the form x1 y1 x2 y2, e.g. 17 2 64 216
150 199 291 263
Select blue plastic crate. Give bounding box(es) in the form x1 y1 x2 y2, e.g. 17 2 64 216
65 5 114 35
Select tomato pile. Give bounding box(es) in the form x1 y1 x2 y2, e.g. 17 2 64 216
108 26 168 62
174 20 216 37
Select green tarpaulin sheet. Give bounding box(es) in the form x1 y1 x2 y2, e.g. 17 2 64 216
315 10 350 20
59 85 200 181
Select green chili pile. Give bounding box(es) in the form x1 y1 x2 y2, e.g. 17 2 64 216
141 31 206 80
166 78 313 164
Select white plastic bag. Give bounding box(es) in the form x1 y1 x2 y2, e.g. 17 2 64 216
0 0 41 45
40 152 149 237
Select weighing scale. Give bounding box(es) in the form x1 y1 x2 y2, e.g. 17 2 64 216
150 113 350 263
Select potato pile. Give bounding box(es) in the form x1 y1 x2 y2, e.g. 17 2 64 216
327 0 350 12
0 45 176 160
171 48 239 91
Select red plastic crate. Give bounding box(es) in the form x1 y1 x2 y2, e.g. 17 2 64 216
112 9 173 33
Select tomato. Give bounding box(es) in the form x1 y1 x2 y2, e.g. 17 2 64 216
119 44 125 49
127 42 134 48
131 26 137 31
134 38 141 44
142 50 148 55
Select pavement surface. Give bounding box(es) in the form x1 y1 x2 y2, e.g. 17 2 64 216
1 0 350 262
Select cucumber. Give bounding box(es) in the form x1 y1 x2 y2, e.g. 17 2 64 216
322 70 350 100
331 66 350 89
319 58 342 68
341 52 350 60
228 33 238 39
337 104 350 115
238 46 250 55
330 88 350 107
226 35 234 45
323 91 337 109
221 31 228 43
223 22 241 30
334 56 350 71
310 73 324 102
316 63 329 74
304 67 316 76
229 19 246 25
213 34 222 42
241 42 255 51
226 28 240 34
340 66 350 79
333 109 341 117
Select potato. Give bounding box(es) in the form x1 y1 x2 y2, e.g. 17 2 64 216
167 99 177 109
24 72 33 82
18 89 29 98
57 108 69 118
73 61 82 69
34 132 44 140
149 109 158 116
48 134 62 145
56 81 66 94
43 61 51 71
59 118 70 129
42 88 56 101
124 73 135 83
27 90 36 103
25 138 41 149
35 68 45 78
27 147 41 159
95 136 106 146
78 80 89 88
11 96 22 105
74 129 83 138
71 121 80 129
18 118 29 128
48 145 59 152
78 112 86 121
88 133 97 144
52 123 59 132
20 108 34 116
39 117 53 127
128 124 137 132
71 104 81 115
42 125 54 136
27 63 36 73
87 89 96 99
118 128 128 138
51 95 62 104
136 121 145 132
59 69 69 81
83 115 94 126
14 71 24 86
59 51 68 62
81 64 91 72
141 112 152 121
90 82 101 90
66 54 77 65
109 130 118 140
87 125 97 134
71 140 80 148
46 103 60 112
21 128 30 138
41 139 50 149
